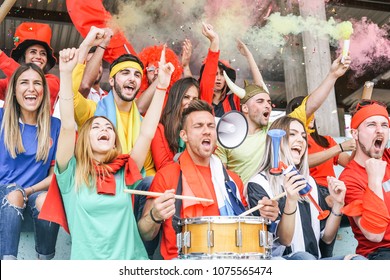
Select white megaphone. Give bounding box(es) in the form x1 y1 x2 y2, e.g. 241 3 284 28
216 110 248 149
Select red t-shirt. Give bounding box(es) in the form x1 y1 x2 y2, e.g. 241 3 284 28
149 162 247 260
308 135 338 187
151 123 175 171
199 50 240 116
339 149 390 257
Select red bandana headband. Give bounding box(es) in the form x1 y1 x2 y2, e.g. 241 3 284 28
350 104 389 129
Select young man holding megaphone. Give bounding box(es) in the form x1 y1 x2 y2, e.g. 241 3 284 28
215 54 351 186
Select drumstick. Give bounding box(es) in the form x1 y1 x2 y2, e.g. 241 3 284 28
239 191 287 217
124 189 214 203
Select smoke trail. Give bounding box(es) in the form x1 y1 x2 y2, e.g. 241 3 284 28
110 1 387 81
344 17 390 78
111 0 272 76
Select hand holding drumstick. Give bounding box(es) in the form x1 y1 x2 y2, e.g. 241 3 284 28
240 191 286 221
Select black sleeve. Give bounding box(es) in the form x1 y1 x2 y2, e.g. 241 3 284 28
247 182 270 216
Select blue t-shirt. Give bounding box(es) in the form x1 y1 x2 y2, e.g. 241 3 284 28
0 108 61 187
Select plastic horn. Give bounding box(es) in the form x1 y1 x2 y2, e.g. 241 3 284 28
223 71 246 98
283 165 330 220
341 39 350 64
268 129 286 175
261 81 270 94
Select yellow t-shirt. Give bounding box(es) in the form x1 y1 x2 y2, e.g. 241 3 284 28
215 97 313 185
72 63 156 176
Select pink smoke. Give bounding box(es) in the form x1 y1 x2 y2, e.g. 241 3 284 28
344 17 390 77
204 0 272 27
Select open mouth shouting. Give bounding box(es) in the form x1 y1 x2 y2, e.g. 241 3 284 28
24 94 39 106
98 133 110 143
291 145 303 160
373 136 385 152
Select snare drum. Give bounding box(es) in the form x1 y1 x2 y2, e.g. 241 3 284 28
177 216 271 259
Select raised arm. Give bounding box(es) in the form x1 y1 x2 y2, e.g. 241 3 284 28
305 54 351 118
199 22 220 104
72 27 109 127
236 39 268 93
56 48 79 172
131 46 175 171
135 78 159 115
181 39 193 77
78 28 113 98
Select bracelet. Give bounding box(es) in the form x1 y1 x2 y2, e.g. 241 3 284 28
59 95 73 101
98 45 106 50
339 143 344 152
150 208 164 224
156 86 168 91
331 209 343 217
31 186 35 194
283 207 297 215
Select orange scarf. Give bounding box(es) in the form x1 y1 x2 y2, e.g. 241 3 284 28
180 150 214 217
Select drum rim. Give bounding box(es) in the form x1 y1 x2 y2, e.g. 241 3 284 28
181 215 269 224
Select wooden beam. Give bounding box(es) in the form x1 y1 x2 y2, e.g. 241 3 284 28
6 7 72 23
330 0 390 12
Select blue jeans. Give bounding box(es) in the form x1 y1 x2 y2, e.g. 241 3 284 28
283 252 318 260
0 183 59 260
283 251 367 260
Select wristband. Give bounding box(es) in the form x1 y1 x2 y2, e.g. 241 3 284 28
339 143 344 152
331 209 343 217
150 208 164 224
283 207 297 215
156 86 167 91
98 45 106 50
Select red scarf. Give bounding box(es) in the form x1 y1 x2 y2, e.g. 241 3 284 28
95 154 141 195
180 150 214 217
38 154 142 234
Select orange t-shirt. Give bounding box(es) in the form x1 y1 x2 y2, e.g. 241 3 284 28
308 135 339 187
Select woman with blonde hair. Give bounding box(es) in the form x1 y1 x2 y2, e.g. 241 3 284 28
51 42 174 259
0 63 61 259
246 116 365 260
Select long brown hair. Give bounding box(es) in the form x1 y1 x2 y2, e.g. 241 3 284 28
74 116 122 189
1 63 51 162
161 77 199 153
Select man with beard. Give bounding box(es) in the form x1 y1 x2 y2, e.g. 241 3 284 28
138 100 248 260
215 54 351 185
70 26 172 259
339 100 390 260
72 26 156 177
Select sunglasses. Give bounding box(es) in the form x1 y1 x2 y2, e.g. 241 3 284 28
146 65 159 72
355 99 387 111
